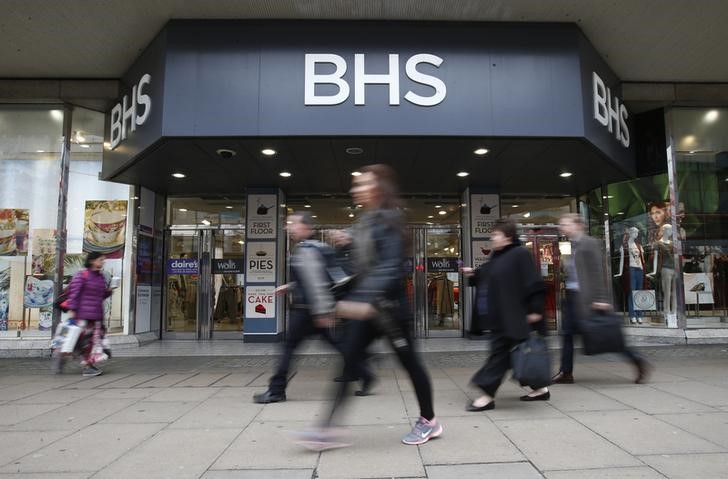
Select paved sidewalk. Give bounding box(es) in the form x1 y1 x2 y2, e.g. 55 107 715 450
0 346 727 478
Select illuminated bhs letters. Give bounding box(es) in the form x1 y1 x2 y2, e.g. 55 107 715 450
304 53 447 106
110 73 152 150
592 72 630 148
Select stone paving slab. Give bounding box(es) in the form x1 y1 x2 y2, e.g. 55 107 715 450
100 400 198 424
4 398 136 432
571 410 726 455
544 466 666 478
0 423 165 474
0 403 65 426
201 470 314 479
649 380 728 406
144 386 219 402
0 430 72 468
93 428 242 479
640 453 728 479
169 398 262 429
426 462 544 479
596 386 717 414
654 412 728 448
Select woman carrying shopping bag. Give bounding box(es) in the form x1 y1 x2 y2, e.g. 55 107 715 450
62 252 115 377
463 218 550 411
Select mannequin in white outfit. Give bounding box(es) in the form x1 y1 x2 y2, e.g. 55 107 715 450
648 224 676 322
615 227 645 324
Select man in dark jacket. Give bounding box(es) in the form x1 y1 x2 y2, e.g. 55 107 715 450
553 213 650 384
253 212 373 404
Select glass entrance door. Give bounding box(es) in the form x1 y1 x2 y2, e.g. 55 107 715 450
164 228 246 339
519 226 563 331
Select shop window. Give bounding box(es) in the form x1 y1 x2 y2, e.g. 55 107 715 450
672 108 728 327
0 107 63 335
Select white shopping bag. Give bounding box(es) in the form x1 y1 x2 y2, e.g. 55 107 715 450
58 323 82 353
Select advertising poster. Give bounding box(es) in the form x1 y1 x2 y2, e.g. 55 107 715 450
83 200 128 260
167 257 199 275
245 242 276 282
683 272 714 305
472 240 491 268
245 285 276 319
0 260 9 331
0 209 29 256
246 194 278 239
31 229 57 276
470 194 500 239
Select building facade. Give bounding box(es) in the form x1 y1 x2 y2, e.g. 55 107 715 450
1 20 726 346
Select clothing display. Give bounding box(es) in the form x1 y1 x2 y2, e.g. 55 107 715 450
214 284 243 322
427 275 454 317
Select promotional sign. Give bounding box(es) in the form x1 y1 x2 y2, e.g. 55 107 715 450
472 240 491 269
0 209 29 256
0 260 9 331
166 257 199 275
23 276 54 308
683 272 714 305
427 257 459 273
31 229 57 275
212 258 245 275
245 285 276 319
83 200 128 259
245 242 276 282
135 285 152 333
246 194 278 239
470 194 500 239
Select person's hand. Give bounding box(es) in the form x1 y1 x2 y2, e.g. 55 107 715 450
314 314 336 328
336 301 377 320
68 310 76 319
275 284 291 296
527 313 543 324
646 272 655 278
328 230 352 247
460 267 474 277
592 302 612 311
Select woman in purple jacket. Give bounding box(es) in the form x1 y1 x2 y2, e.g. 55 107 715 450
65 251 114 376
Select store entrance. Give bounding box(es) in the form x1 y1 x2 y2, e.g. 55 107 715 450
164 227 246 339
519 226 563 331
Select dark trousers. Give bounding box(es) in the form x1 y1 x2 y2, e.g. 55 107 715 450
325 309 435 425
559 290 645 374
471 332 518 397
269 309 340 394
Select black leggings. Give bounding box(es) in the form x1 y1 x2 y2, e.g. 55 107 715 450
324 309 435 425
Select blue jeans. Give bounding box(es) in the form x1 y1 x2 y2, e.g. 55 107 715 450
628 267 644 318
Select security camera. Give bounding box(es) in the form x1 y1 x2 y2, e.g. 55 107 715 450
216 148 237 159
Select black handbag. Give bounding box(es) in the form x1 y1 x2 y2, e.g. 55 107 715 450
511 333 551 389
580 310 626 355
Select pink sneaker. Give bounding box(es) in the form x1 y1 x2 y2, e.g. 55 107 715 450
402 417 443 445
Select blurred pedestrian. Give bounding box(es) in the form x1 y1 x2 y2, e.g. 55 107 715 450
296 164 442 450
553 213 651 384
253 212 375 404
464 218 550 411
63 252 115 377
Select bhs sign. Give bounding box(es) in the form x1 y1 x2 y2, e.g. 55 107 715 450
592 72 630 148
304 53 446 106
110 73 152 150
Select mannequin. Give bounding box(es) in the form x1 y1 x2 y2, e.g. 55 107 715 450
615 226 645 324
648 224 676 321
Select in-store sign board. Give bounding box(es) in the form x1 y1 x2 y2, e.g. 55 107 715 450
245 242 276 282
212 258 245 274
470 194 500 239
246 194 278 239
245 285 276 319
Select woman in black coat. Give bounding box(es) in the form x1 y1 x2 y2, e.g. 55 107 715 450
463 218 549 411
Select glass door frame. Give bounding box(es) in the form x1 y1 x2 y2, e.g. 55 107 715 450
162 225 245 340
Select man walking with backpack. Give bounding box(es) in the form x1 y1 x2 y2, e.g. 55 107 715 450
253 211 374 403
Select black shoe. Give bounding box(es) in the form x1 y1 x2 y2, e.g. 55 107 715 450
334 374 358 382
253 390 286 404
520 391 551 401
466 400 495 412
551 372 574 384
355 375 377 397
635 359 652 384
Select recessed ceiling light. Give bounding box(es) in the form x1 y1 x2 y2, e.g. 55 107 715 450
172 172 186 178
705 110 719 123
523 212 531 218
512 204 519 208
280 203 286 208
474 148 489 155
103 142 111 149
311 215 318 218
461 203 467 207
304 204 311 208
351 171 362 176
438 210 447 215
604 213 609 216
559 172 573 178
348 213 355 218
261 148 276 156
356 204 363 208
80 144 90 148
201 219 211 226
49 110 63 121
456 171 469 177
286 220 293 225
237 240 245 245
434 205 442 209
618 212 625 215
602 195 614 199
427 222 434 225
217 148 237 158
178 208 188 212
132 196 139 200
346 147 364 155
427 215 434 219
279 171 292 177
36 150 45 153
225 206 233 209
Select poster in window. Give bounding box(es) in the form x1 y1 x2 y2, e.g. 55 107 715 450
245 285 275 319
470 194 500 239
246 194 278 239
0 260 9 331
0 209 29 256
83 200 128 259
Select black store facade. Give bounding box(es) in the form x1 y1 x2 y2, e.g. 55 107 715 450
104 21 639 343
